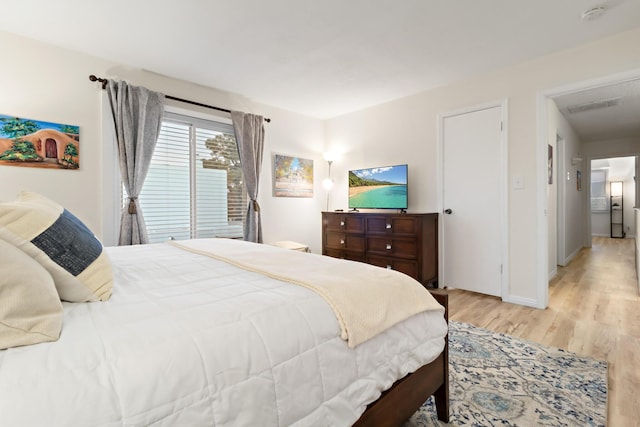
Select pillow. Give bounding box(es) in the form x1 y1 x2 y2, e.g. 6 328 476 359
0 191 112 302
0 239 63 349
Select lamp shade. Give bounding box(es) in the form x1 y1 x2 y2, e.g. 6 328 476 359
323 152 337 162
610 181 623 197
322 178 334 190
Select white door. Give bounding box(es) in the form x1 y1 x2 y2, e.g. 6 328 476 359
442 106 503 297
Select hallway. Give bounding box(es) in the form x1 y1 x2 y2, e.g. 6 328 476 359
447 236 640 426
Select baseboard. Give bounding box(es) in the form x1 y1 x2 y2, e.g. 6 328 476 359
548 267 557 281
591 233 610 237
562 246 582 266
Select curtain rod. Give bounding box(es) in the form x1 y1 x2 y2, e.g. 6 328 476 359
89 75 271 123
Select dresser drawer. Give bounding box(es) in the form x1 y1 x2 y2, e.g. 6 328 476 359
325 232 365 252
367 255 419 279
324 248 366 262
366 216 419 235
366 237 418 259
324 214 365 233
322 211 438 287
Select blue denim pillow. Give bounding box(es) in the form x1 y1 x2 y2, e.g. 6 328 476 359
0 192 112 302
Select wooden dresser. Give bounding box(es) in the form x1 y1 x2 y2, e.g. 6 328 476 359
321 211 438 287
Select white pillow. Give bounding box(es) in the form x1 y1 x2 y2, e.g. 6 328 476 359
0 191 113 302
0 239 63 349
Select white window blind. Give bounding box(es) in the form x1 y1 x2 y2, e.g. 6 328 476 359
136 113 245 243
591 169 607 212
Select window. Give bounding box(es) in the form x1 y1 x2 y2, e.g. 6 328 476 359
590 169 607 212
134 112 245 243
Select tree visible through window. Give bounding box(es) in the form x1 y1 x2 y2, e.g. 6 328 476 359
133 113 245 243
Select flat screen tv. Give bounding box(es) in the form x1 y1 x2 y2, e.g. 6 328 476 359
348 164 408 210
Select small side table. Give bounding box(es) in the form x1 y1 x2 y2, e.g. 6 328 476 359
272 240 310 252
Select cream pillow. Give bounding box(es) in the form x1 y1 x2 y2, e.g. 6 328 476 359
0 239 63 349
0 191 113 302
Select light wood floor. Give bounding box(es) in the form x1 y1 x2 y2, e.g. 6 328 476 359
446 236 639 427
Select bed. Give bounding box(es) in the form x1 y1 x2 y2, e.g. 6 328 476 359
0 192 449 427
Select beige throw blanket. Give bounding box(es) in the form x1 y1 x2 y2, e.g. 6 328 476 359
170 239 444 348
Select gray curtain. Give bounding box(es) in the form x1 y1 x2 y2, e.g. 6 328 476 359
231 111 265 243
107 80 164 245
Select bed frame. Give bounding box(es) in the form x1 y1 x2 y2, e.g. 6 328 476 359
353 291 449 426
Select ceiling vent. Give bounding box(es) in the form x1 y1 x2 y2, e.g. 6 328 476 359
566 97 622 114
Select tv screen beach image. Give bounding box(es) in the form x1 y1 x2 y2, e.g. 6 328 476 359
348 165 407 209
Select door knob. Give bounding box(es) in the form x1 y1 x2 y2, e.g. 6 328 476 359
444 209 453 215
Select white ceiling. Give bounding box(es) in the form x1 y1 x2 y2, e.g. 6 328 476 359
592 156 635 177
1 0 640 130
554 78 640 142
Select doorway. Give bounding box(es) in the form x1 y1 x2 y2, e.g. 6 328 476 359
538 69 640 308
45 138 57 160
439 100 507 298
590 156 636 239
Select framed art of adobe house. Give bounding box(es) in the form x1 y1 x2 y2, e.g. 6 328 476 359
0 114 79 170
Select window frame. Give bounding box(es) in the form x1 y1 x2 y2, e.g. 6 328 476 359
119 108 245 243
590 168 608 213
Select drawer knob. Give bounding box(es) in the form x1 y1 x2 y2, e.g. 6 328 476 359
340 239 345 245
340 221 345 226
386 244 392 250
386 224 392 229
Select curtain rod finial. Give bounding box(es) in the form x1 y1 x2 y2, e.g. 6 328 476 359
89 74 108 89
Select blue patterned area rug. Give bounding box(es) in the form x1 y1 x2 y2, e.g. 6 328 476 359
406 321 607 427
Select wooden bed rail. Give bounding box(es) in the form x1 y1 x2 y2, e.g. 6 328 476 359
353 290 449 426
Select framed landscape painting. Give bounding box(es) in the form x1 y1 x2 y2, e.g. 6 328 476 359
0 114 80 170
547 144 553 184
272 153 313 197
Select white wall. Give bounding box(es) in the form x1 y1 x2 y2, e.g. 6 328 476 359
3 26 640 304
0 31 105 234
0 30 327 252
610 161 636 238
621 174 636 238
546 102 558 279
325 27 640 305
547 100 584 269
635 209 640 292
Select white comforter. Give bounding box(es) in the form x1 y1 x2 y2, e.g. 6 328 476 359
0 241 447 427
